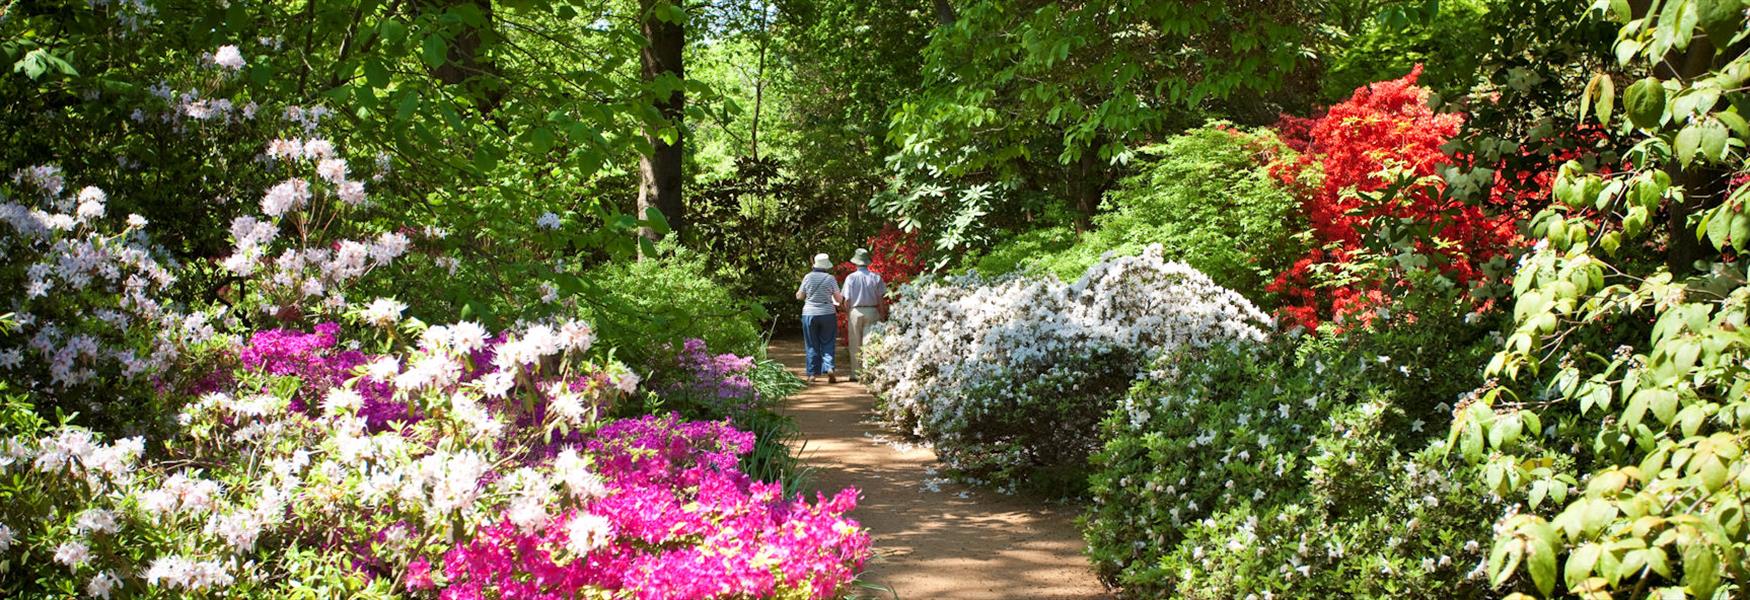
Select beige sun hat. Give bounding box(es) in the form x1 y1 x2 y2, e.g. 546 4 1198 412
812 253 832 270
850 248 872 266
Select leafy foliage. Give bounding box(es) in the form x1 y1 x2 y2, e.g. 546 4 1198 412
566 244 765 367
1085 303 1514 598
970 124 1305 304
1472 2 1750 598
880 0 1315 250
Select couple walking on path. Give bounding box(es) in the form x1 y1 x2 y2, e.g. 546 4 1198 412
795 248 885 384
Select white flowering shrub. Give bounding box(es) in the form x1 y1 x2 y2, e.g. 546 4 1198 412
1 314 624 596
1083 313 1531 598
0 168 227 427
861 244 1272 488
219 136 409 323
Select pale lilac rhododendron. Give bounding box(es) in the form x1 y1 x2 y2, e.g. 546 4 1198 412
1 165 220 400
211 45 245 70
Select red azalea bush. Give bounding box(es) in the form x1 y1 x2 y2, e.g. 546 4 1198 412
834 226 926 337
1267 66 1524 331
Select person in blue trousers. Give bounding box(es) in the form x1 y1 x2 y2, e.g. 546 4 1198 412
796 253 844 383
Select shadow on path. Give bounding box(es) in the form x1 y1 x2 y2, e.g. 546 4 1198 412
770 338 1111 600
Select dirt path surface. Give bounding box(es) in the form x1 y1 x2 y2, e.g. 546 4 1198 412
769 338 1110 600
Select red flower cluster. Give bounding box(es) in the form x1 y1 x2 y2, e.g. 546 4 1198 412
1267 66 1523 331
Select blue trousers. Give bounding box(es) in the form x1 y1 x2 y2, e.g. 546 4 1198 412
801 313 837 376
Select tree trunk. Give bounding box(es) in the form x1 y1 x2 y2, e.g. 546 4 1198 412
1657 36 1725 274
933 0 955 26
1069 138 1107 232
418 0 505 115
638 0 686 242
750 6 768 162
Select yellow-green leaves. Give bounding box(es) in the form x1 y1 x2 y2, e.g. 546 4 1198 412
1696 0 1746 44
1624 78 1666 129
1581 73 1616 125
1494 515 1561 596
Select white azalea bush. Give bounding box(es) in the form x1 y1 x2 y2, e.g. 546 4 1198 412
1083 303 1531 598
860 244 1273 489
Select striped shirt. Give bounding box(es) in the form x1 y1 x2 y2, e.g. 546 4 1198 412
842 268 885 308
797 271 840 316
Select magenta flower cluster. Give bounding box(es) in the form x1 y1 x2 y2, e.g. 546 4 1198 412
237 322 407 429
439 414 871 600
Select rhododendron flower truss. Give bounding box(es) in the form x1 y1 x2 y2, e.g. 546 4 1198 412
1269 65 1525 332
441 414 872 600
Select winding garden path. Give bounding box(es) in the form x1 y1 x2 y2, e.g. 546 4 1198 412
769 338 1109 600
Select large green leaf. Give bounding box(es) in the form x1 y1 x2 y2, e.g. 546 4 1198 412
1625 78 1667 129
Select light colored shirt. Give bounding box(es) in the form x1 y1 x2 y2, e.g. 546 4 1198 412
842 268 885 308
798 271 840 316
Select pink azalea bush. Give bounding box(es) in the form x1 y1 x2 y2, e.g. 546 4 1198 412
236 322 407 429
441 415 869 600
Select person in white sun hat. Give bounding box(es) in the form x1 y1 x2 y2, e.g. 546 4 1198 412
796 252 844 383
840 248 885 381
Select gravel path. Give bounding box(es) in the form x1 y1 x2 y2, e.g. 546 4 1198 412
769 338 1110 600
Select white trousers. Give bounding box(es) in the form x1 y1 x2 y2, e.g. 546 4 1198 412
846 306 880 374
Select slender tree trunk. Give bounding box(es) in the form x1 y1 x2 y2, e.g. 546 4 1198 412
1653 27 1724 273
750 5 769 162
638 0 686 242
1069 137 1107 232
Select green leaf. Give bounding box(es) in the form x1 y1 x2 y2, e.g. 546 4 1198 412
1676 123 1703 166
1611 0 1634 21
1716 110 1749 138
422 35 447 68
1598 74 1616 125
529 126 555 154
1682 538 1720 597
1696 0 1745 43
641 208 672 237
1490 538 1523 586
379 19 408 45
396 91 420 122
364 60 390 88
1567 543 1603 590
1528 536 1558 596
1625 78 1667 129
1699 119 1730 162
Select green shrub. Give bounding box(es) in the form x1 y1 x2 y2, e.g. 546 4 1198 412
965 226 1078 276
568 245 764 365
1084 308 1537 598
966 124 1305 304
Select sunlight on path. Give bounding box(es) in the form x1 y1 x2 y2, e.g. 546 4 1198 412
769 338 1110 600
